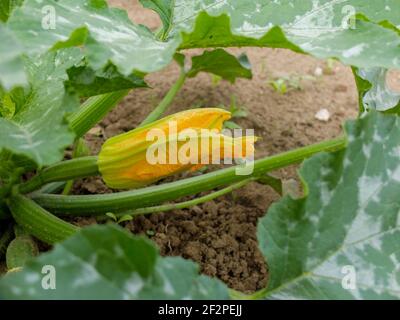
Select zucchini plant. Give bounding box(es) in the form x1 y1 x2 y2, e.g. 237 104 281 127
0 0 400 299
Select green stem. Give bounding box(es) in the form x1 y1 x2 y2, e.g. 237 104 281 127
62 181 74 196
62 138 90 195
140 71 187 126
108 178 253 219
69 90 129 138
37 182 66 195
18 156 99 194
32 136 347 215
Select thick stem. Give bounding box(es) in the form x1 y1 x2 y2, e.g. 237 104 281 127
69 90 129 138
8 193 78 245
32 136 347 215
18 156 99 194
140 71 187 126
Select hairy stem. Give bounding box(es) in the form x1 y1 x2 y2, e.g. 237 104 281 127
140 71 187 126
32 136 347 215
69 90 129 138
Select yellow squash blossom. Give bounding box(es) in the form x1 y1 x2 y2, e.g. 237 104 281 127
98 108 256 189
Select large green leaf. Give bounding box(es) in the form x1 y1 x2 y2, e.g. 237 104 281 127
144 0 400 70
8 0 180 75
0 49 82 167
0 25 27 90
257 111 400 299
6 0 400 90
353 67 400 112
0 225 229 299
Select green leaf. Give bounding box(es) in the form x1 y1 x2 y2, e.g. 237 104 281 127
0 0 24 22
6 235 39 270
258 174 283 196
0 49 83 167
8 0 180 75
105 212 117 221
0 93 16 119
117 215 133 224
353 67 400 112
223 120 241 130
66 64 148 97
0 225 229 299
173 52 186 68
146 0 400 70
7 0 400 93
139 0 173 39
187 49 252 83
257 111 400 299
5 0 400 95
0 25 27 90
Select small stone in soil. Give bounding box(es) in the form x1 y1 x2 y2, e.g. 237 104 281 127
315 108 331 122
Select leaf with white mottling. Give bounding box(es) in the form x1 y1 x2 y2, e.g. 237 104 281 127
0 225 229 300
0 49 82 167
6 0 400 89
145 0 400 70
0 24 27 90
8 0 180 75
257 111 400 299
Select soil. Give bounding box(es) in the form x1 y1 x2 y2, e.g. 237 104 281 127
69 0 400 294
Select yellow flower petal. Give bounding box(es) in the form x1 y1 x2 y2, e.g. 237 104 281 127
98 108 256 189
